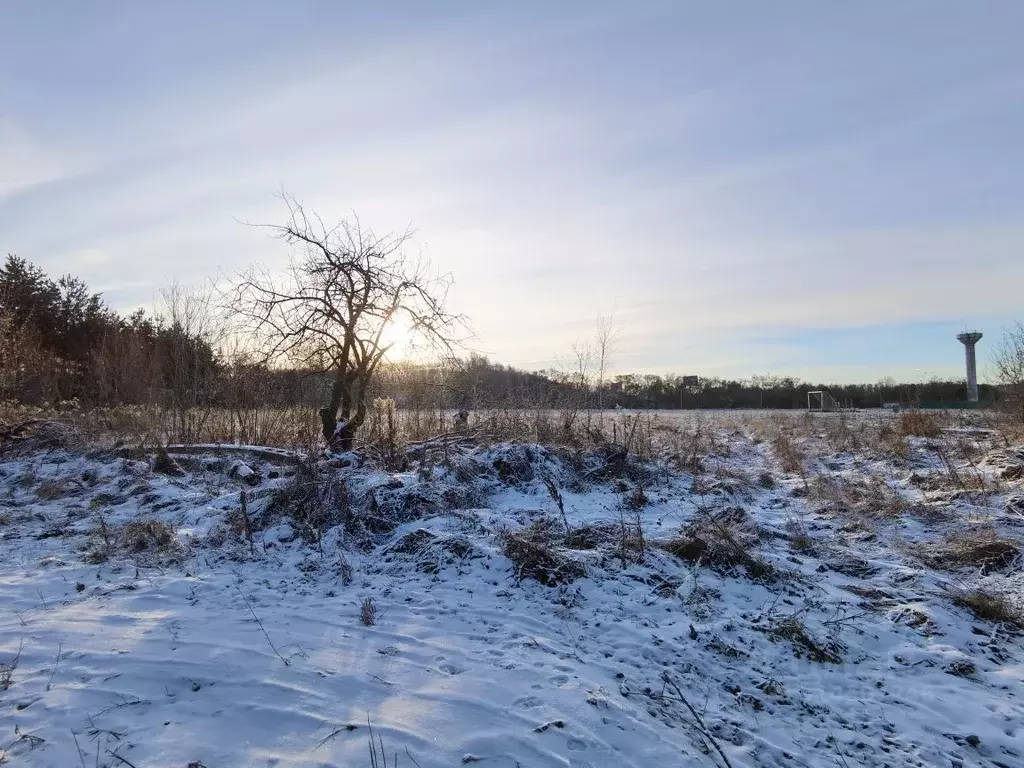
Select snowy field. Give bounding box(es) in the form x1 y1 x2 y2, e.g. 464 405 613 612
1 411 1023 767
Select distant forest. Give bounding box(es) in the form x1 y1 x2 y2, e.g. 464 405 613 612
0 256 994 412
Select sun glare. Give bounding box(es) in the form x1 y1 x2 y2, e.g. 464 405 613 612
380 321 415 360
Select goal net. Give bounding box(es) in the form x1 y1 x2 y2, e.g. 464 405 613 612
806 390 840 412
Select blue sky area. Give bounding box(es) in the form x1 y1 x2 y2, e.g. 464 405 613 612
2 1 1022 382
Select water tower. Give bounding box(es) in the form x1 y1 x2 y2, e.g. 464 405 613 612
956 331 983 403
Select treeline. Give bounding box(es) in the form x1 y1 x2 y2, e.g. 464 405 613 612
0 256 990 414
0 255 221 407
597 374 993 410
0 256 576 415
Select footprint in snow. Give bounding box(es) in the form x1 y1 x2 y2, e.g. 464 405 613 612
514 695 544 709
566 738 588 751
438 662 465 675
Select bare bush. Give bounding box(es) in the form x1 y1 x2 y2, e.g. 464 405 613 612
993 321 1024 423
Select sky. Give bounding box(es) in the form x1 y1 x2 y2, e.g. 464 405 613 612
2 1 1023 383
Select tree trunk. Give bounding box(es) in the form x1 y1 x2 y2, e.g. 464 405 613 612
320 367 372 452
320 368 352 450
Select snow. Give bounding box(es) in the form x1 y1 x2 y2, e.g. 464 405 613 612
1 414 1022 767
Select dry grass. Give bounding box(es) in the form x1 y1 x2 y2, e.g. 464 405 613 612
896 410 945 438
359 596 378 626
657 510 776 582
876 422 909 460
563 523 619 550
35 478 73 501
87 516 179 563
767 616 843 664
0 640 23 691
922 529 1020 574
500 529 586 586
951 588 1024 628
122 519 177 552
771 429 805 475
265 462 352 543
0 400 677 461
787 525 816 555
807 471 908 521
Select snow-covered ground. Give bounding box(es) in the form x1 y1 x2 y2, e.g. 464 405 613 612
1 413 1022 767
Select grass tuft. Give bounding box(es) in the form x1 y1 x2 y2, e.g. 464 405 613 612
360 597 378 626
951 588 1023 628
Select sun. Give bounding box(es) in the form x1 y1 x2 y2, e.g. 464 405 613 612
379 320 415 360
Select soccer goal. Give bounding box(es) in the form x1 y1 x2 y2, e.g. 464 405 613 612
807 390 840 412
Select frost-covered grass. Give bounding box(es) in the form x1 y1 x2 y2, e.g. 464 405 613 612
1 411 1022 767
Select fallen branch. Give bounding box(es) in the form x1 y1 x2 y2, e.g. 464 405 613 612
315 723 358 749
405 429 484 454
236 586 291 666
658 672 734 768
115 443 305 466
108 750 140 768
46 641 62 691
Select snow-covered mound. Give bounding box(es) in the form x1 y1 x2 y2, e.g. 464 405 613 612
1 426 1022 767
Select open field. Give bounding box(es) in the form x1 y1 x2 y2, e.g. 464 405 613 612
1 409 1022 766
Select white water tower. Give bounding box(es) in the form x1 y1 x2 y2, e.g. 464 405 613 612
956 331 983 403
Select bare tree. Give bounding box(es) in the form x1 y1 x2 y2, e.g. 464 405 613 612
561 340 594 435
993 321 1024 422
228 196 462 449
157 281 224 441
594 313 618 416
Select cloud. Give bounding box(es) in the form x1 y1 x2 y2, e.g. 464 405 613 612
0 120 90 202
